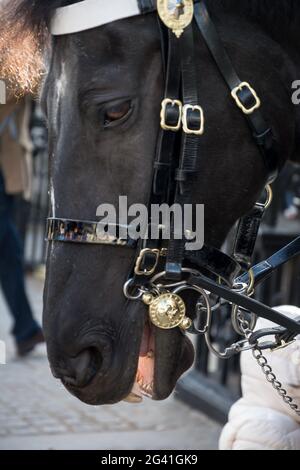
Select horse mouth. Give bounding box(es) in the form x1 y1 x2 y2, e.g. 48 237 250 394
124 319 194 403
56 309 194 405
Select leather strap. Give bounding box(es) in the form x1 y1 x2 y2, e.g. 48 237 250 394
51 0 201 36
249 320 300 348
185 245 241 286
51 0 140 35
46 218 137 248
233 202 266 270
166 23 202 280
237 236 300 287
194 1 281 182
153 29 181 199
138 0 157 14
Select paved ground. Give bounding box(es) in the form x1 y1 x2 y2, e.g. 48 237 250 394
0 275 222 450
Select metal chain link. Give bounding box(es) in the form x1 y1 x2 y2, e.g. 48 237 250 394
233 187 300 417
236 309 253 338
236 299 300 418
252 346 300 417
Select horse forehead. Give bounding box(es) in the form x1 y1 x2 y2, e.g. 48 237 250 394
71 14 160 62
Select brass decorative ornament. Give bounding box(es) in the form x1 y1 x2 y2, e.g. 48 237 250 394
157 0 194 38
148 292 189 330
142 293 154 306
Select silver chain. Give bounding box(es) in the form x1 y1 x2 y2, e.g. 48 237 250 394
234 187 300 417
237 306 300 417
236 309 254 338
252 347 300 416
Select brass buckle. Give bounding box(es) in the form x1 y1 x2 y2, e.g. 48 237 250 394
271 339 296 352
231 82 261 115
182 104 205 135
134 248 160 276
160 98 182 131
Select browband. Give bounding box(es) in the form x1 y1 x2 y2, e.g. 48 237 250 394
50 0 200 36
51 0 140 36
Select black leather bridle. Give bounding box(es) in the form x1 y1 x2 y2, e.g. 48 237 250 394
47 1 300 353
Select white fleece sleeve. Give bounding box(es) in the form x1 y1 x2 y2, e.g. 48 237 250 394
219 400 300 450
219 306 300 451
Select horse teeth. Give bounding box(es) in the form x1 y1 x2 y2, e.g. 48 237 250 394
123 392 143 403
136 375 154 396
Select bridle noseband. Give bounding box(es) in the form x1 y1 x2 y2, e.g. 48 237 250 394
47 0 300 412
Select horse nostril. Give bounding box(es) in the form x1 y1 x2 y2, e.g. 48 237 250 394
60 347 104 389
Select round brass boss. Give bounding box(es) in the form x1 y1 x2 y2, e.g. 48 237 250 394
149 293 186 329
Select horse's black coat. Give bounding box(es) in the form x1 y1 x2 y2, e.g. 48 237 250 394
3 0 300 405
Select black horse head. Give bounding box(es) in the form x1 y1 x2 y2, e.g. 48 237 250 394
2 0 300 405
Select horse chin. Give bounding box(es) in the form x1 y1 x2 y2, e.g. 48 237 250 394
124 322 195 403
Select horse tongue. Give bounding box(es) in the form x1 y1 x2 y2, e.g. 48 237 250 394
140 323 155 357
139 323 150 356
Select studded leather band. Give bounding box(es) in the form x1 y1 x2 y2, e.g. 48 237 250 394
46 218 137 248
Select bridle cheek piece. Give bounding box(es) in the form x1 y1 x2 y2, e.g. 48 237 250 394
47 0 300 414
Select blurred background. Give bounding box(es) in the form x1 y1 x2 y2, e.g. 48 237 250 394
0 99 300 450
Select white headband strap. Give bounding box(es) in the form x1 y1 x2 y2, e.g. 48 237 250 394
50 0 141 36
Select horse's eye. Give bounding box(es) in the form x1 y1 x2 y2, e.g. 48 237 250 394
104 100 132 127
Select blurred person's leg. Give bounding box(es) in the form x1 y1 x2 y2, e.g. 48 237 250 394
283 165 300 220
0 171 43 354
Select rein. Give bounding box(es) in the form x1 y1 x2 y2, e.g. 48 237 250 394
46 0 300 413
